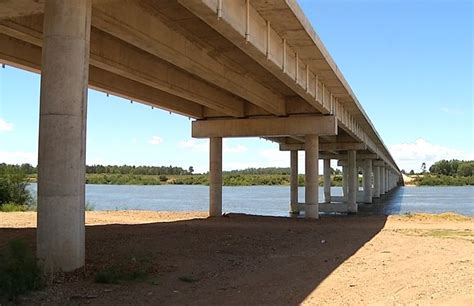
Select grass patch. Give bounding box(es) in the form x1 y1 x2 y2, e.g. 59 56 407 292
0 202 28 212
0 239 44 300
400 212 472 222
95 256 152 284
178 275 199 283
397 229 474 241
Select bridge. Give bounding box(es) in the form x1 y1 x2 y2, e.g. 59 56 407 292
0 0 402 271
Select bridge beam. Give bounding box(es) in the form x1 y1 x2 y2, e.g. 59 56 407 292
279 142 366 152
37 0 90 272
192 116 337 138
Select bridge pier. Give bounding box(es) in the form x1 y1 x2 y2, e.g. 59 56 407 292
342 165 348 202
373 165 381 198
380 166 386 196
362 159 373 203
323 159 331 203
289 150 299 215
347 150 358 213
305 135 319 219
37 0 91 272
209 137 223 216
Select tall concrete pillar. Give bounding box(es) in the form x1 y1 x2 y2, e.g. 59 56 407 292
305 135 319 219
37 0 91 272
209 137 222 217
323 159 331 203
290 150 299 215
363 159 373 203
380 167 386 195
347 150 358 213
385 169 389 192
342 165 348 202
373 166 380 198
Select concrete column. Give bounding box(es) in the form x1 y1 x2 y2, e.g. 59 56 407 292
347 150 358 213
305 135 319 219
363 159 373 203
380 168 386 195
290 150 299 215
342 165 348 202
385 169 389 192
373 166 380 198
37 0 91 272
209 137 222 217
323 159 331 203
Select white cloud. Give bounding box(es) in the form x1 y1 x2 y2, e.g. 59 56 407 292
389 138 474 172
0 118 13 132
0 150 36 165
440 107 464 116
148 136 163 145
178 139 208 152
177 139 247 154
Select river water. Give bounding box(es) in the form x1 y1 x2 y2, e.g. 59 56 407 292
27 184 474 216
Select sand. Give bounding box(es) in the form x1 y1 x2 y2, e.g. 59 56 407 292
0 211 472 305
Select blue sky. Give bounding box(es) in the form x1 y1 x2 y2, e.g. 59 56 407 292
0 0 472 173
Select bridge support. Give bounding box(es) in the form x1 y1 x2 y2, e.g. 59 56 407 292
209 137 223 216
380 167 386 195
347 150 358 213
323 159 331 203
37 0 91 272
342 165 348 202
290 150 299 215
305 135 319 219
373 166 381 198
362 159 373 203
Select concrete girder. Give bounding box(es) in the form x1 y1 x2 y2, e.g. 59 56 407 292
92 1 287 116
0 19 246 118
0 34 205 118
279 142 366 151
192 115 337 138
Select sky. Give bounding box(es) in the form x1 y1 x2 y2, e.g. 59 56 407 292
0 0 473 174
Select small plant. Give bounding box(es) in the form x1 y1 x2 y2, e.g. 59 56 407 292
0 202 27 212
178 275 199 283
95 266 121 284
0 239 44 300
85 201 95 211
95 256 152 284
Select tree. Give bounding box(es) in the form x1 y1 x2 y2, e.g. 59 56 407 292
188 166 194 175
421 162 426 174
409 170 415 175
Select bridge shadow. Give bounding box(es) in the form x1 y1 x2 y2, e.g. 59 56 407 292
0 214 387 305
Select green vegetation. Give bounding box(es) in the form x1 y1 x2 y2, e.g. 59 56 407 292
412 175 474 186
429 159 473 177
0 239 44 300
95 256 152 284
0 164 34 211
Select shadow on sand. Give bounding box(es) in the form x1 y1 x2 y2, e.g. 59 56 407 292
0 214 387 305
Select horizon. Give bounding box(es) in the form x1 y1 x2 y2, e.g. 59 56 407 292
1 0 473 174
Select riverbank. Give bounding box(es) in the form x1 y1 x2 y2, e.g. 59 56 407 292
0 211 472 305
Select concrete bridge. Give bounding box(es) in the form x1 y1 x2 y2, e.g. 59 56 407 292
0 0 402 271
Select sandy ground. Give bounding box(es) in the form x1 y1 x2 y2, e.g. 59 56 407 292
0 211 473 305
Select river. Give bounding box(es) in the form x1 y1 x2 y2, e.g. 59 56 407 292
27 184 474 216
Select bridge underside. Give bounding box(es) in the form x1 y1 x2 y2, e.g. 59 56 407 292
0 0 402 272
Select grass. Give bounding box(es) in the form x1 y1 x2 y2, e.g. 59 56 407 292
397 228 473 241
95 256 152 284
0 239 44 300
400 212 472 222
178 275 199 283
0 202 28 212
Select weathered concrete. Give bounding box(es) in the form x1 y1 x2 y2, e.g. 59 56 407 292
209 137 222 217
342 165 348 202
323 159 331 203
373 166 381 198
192 115 337 138
347 150 357 213
36 0 91 272
363 159 373 203
305 135 319 219
290 150 299 214
380 167 386 195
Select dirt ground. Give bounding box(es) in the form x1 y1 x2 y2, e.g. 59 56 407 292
0 211 472 305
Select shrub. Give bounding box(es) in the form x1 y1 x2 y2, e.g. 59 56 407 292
0 239 44 300
0 166 32 208
0 202 27 212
